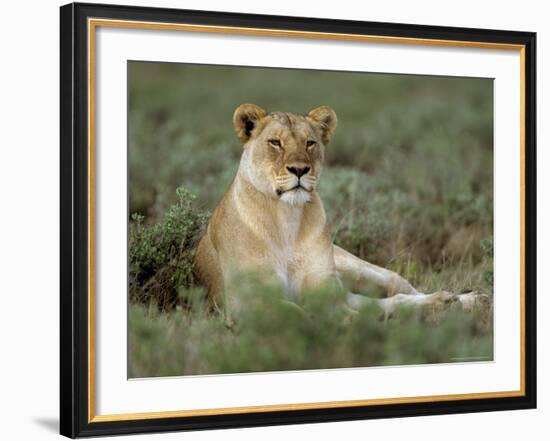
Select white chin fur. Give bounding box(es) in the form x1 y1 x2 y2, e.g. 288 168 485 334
280 189 311 206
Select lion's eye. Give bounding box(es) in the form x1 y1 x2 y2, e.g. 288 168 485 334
268 139 282 148
306 140 317 149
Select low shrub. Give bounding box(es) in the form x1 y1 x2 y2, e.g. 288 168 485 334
128 279 493 378
129 187 209 309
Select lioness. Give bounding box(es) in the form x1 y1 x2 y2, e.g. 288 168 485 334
196 104 474 322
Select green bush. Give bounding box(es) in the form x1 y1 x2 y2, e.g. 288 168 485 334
129 187 208 309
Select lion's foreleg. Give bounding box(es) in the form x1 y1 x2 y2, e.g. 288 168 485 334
346 291 460 321
333 245 420 297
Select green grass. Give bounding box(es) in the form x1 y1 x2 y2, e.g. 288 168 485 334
128 62 494 377
128 282 493 378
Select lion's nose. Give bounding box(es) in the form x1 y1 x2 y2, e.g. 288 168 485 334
286 166 310 178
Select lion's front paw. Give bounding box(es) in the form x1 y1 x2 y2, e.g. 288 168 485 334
455 291 491 312
422 290 492 324
378 290 492 324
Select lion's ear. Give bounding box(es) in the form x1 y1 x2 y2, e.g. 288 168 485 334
307 106 338 144
233 104 267 143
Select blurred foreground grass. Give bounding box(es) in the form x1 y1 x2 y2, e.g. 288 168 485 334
128 62 494 377
129 281 493 378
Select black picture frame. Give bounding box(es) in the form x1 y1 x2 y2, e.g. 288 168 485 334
60 2 537 438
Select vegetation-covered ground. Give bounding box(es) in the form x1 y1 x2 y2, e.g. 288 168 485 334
128 62 494 378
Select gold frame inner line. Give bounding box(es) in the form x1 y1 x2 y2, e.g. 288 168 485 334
87 17 526 423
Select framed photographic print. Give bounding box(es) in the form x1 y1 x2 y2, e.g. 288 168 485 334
60 2 537 438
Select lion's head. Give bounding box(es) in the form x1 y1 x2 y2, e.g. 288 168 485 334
233 104 337 205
